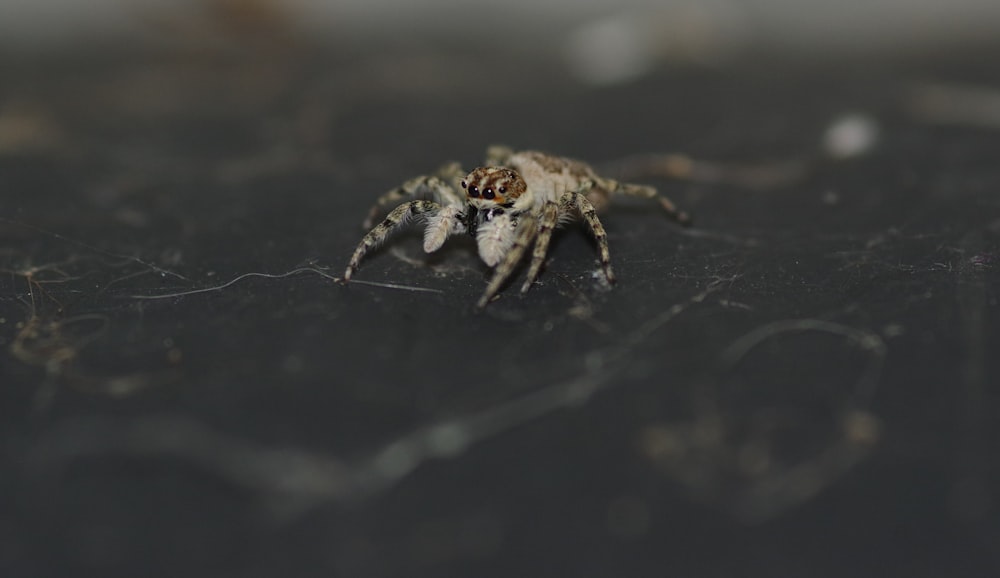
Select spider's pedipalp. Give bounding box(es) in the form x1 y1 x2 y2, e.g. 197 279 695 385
345 200 441 281
423 205 465 253
474 209 518 267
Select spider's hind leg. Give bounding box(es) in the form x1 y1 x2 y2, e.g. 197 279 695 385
485 145 515 166
599 176 692 225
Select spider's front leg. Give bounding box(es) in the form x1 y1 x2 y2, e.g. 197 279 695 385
362 163 466 229
520 200 560 294
344 200 441 281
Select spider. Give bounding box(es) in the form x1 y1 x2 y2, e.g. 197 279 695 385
343 145 690 307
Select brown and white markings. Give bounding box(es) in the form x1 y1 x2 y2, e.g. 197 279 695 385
343 145 691 308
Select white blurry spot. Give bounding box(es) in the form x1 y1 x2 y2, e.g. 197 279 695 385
565 2 749 85
426 424 469 458
373 440 420 478
824 113 880 159
566 13 654 86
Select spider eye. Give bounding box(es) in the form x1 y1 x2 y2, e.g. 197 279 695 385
498 186 506 194
468 184 479 197
460 181 467 189
483 188 495 200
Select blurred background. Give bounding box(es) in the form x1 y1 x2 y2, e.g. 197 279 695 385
4 0 1000 71
2 2 999 578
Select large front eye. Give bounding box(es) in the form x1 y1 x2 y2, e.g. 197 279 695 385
482 188 495 200
468 184 480 197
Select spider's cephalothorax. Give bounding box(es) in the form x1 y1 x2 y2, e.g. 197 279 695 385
462 166 527 205
344 146 690 308
460 166 530 264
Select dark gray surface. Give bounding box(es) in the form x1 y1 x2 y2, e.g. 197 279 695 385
1 46 998 577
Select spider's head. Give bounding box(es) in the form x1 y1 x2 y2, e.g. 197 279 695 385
461 167 527 207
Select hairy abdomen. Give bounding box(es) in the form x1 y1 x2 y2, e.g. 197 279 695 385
508 151 610 211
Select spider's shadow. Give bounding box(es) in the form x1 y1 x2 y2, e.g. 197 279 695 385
382 231 485 277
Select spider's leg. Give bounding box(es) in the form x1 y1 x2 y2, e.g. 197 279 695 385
477 214 538 308
520 201 560 294
433 161 469 191
485 145 515 166
363 163 465 229
600 177 691 225
345 200 441 281
560 186 616 285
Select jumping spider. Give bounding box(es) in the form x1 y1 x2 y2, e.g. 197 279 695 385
344 146 690 307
